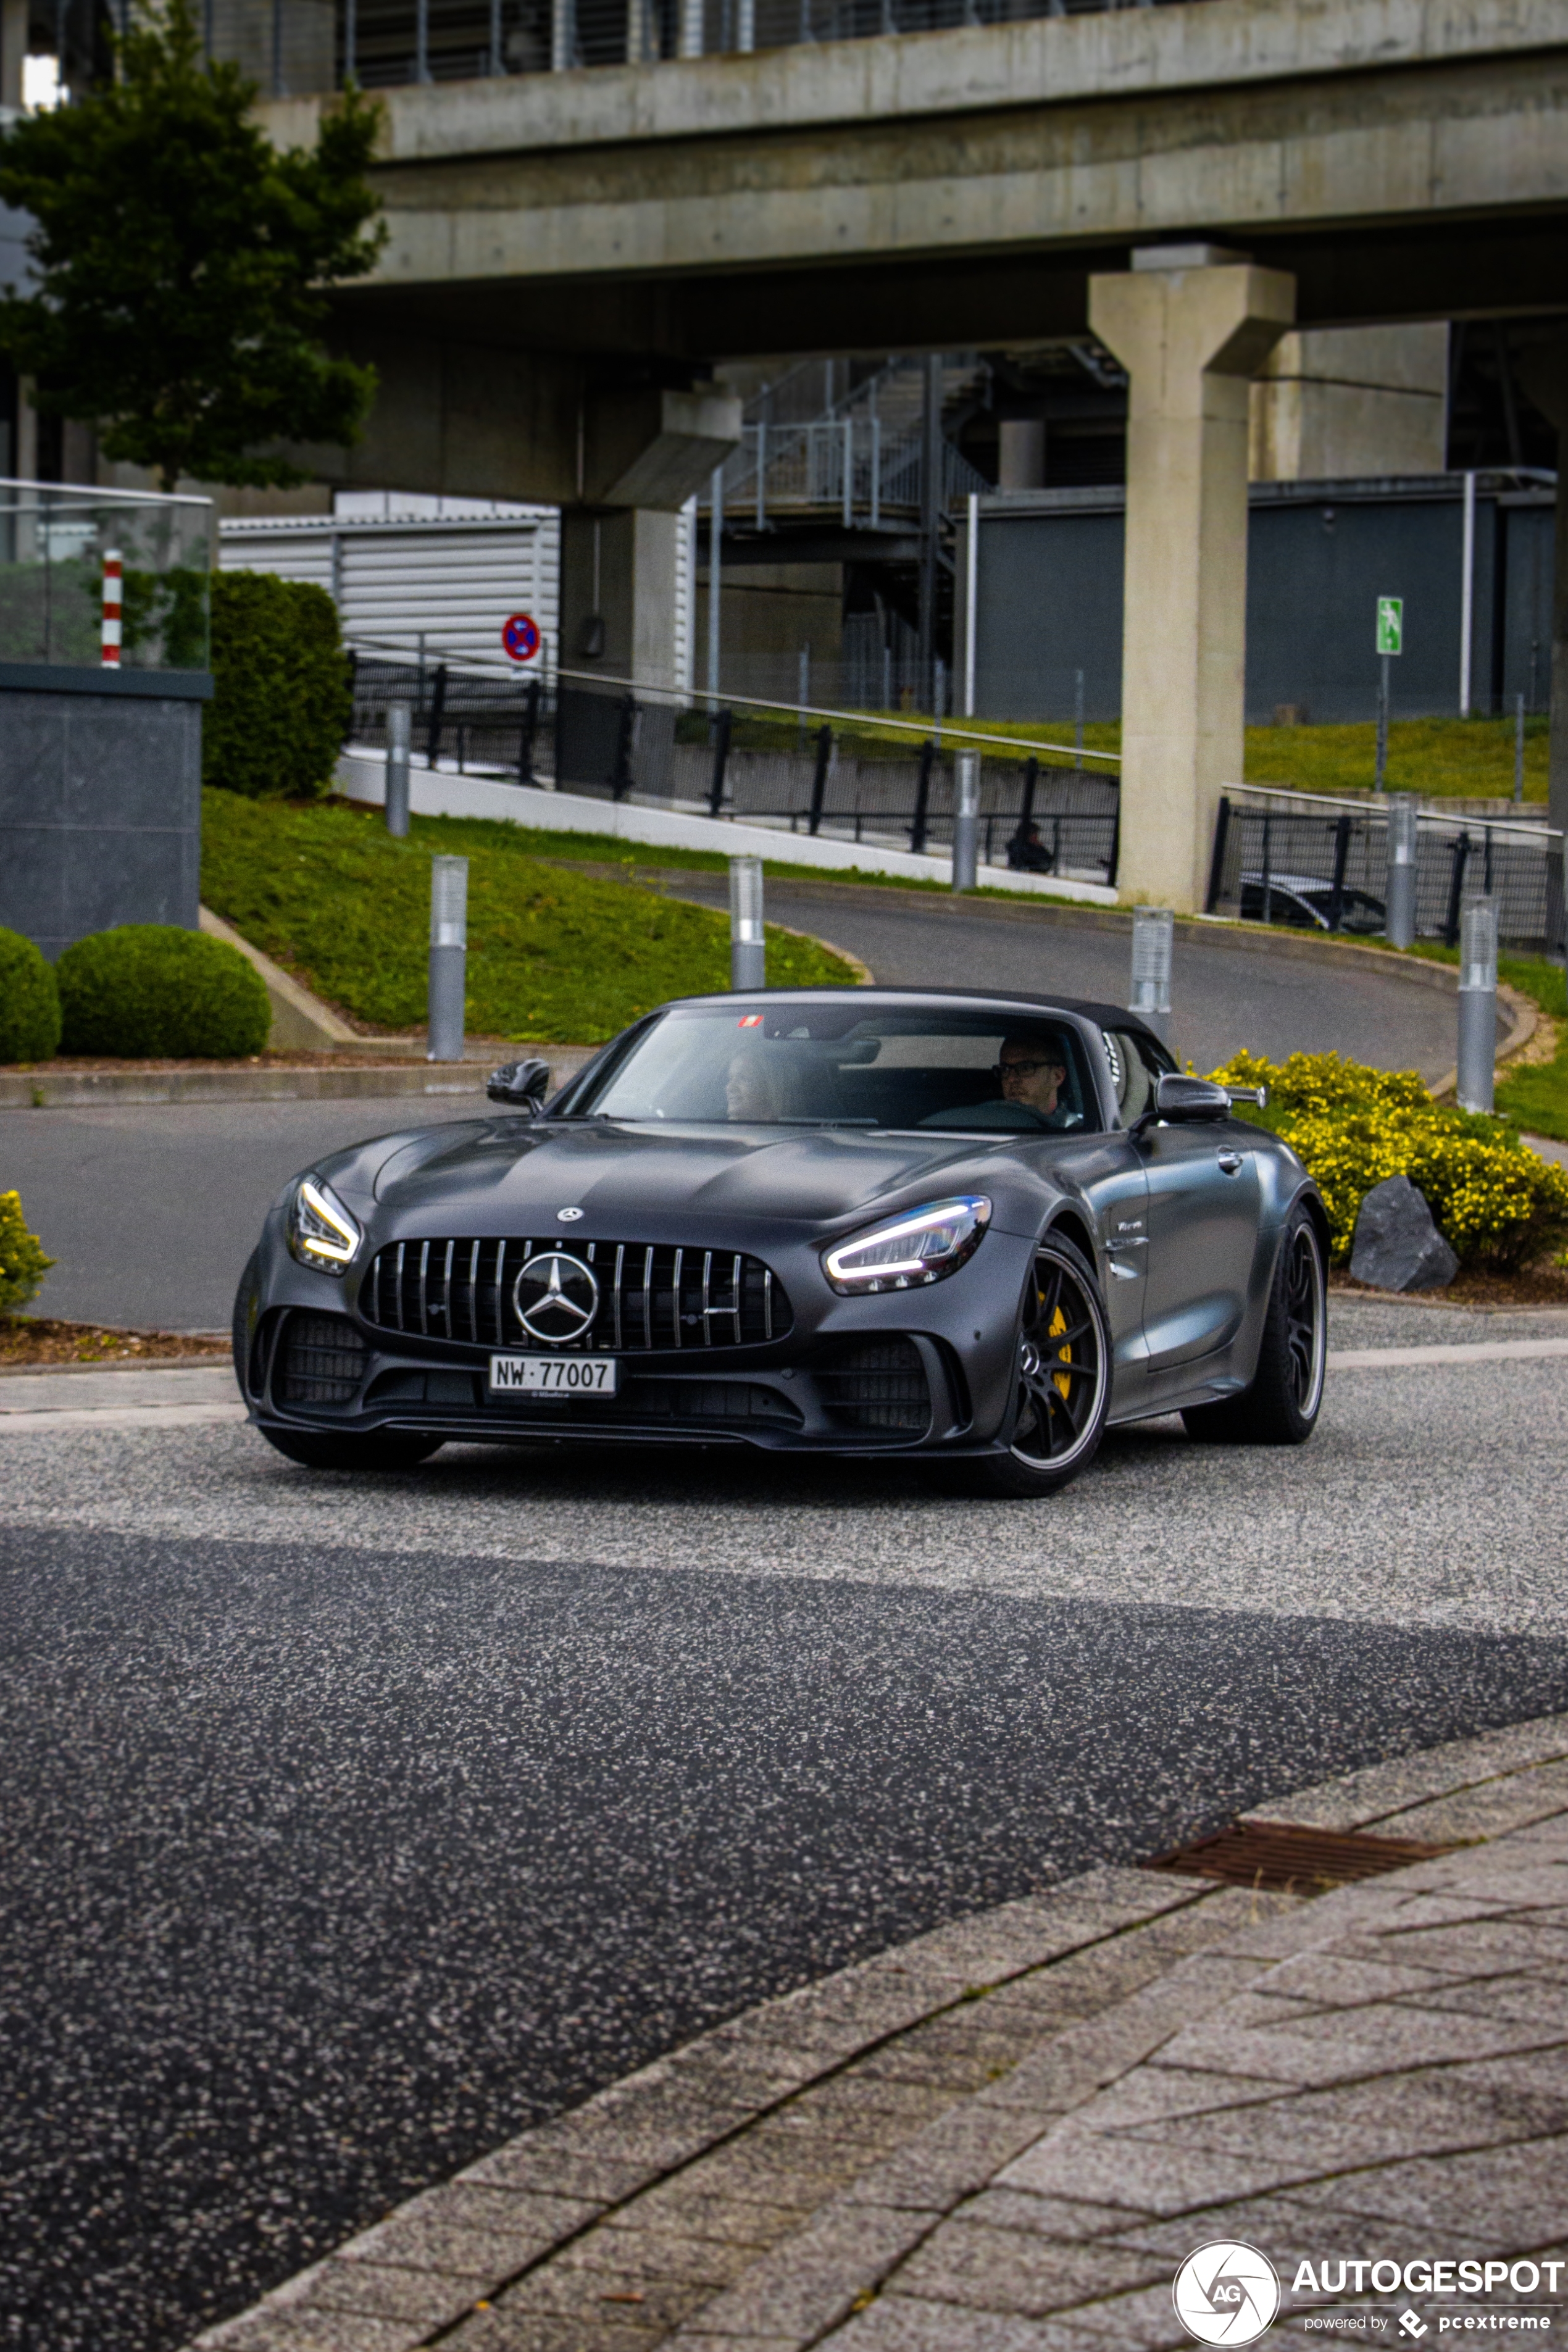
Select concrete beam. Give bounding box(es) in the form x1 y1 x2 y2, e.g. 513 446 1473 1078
290 338 738 507
1091 252 1296 916
260 0 1568 167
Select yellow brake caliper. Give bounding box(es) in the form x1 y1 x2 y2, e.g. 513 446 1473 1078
1045 1294 1072 1401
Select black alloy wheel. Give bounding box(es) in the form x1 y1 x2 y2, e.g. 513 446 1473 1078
1183 1203 1327 1446
970 1233 1111 1498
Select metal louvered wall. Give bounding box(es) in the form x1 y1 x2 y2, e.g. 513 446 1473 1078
217 511 562 673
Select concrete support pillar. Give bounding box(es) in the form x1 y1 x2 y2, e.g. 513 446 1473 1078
560 507 683 693
1090 247 1295 913
998 418 1046 491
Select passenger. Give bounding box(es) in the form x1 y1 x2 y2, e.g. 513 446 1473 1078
920 1034 1076 1130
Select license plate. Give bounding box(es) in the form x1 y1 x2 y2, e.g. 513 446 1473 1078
489 1354 619 1397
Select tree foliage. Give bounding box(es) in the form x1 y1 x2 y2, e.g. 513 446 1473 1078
0 0 385 491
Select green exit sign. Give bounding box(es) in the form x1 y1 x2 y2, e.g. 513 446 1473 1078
1377 596 1404 656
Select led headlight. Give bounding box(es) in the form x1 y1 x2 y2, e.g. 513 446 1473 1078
288 1176 362 1274
822 1195 991 1295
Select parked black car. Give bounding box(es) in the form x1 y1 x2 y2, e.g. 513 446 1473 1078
233 988 1328 1498
1239 870 1387 935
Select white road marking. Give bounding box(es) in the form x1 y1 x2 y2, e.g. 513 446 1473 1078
1328 1338 1568 1369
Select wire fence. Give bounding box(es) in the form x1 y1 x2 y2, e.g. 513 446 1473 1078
1207 791 1564 954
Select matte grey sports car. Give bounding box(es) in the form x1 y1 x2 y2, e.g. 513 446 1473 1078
233 988 1328 1497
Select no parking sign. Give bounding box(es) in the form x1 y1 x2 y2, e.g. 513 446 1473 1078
503 612 541 663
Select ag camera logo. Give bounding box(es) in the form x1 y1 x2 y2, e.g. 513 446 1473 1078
1174 2241 1283 2345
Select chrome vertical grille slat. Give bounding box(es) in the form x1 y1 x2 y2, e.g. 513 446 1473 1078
363 1238 791 1352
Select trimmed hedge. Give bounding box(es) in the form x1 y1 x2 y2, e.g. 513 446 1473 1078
1212 1048 1568 1274
57 925 271 1059
203 570 351 800
0 1190 54 1317
0 927 62 1062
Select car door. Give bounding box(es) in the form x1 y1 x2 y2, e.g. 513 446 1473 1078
1103 1027 1260 1403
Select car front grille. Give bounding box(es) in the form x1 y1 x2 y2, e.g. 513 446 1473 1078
815 1338 931 1433
359 1237 792 1354
280 1312 367 1403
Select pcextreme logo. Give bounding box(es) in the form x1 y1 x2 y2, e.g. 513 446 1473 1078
1174 2241 1284 2345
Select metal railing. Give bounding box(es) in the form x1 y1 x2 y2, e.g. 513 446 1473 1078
344 642 1120 877
718 414 990 530
212 0 1218 99
1207 787 1564 953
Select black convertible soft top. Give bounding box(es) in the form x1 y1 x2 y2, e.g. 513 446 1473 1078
695 983 1170 1053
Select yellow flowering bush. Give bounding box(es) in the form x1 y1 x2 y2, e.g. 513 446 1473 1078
0 1189 54 1317
1209 1051 1568 1272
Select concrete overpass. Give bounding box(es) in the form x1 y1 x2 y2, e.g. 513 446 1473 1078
261 0 1568 907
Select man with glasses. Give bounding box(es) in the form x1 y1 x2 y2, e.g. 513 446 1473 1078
920 1034 1077 1130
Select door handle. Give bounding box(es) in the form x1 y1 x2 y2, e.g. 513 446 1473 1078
1217 1149 1246 1175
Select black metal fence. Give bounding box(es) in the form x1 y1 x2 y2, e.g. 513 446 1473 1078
1207 794 1564 953
345 651 1120 880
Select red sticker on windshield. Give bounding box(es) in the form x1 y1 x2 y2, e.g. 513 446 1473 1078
738 1014 764 1027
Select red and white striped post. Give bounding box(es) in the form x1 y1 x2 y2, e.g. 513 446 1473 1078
101 548 123 667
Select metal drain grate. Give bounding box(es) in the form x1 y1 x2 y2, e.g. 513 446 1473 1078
1145 1817 1456 1895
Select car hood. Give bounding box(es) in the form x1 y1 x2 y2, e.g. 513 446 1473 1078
335 1117 1054 1238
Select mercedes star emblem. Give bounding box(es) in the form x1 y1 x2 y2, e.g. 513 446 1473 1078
513 1250 600 1344
556 1207 584 1222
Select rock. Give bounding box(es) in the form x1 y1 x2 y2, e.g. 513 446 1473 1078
1349 1174 1459 1293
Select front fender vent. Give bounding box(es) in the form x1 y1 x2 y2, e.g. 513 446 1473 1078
359 1238 792 1354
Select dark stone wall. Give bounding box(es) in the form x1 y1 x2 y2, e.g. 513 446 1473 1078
0 671 207 961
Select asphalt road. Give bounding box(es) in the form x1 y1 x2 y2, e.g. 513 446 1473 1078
3 1299 1568 2351
0 887 1477 1332
654 874 1475 1081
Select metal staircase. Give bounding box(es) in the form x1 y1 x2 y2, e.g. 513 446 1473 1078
716 354 991 528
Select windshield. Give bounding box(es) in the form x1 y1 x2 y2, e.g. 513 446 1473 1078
573 1002 1101 1134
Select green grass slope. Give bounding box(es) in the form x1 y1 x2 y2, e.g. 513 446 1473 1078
200 793 858 1043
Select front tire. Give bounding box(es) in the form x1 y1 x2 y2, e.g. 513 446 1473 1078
1182 1205 1326 1446
258 1427 446 1472
967 1233 1111 1498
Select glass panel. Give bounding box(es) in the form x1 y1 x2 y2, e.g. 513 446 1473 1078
577 1001 1101 1133
0 479 212 672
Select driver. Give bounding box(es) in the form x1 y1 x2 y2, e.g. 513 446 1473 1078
920 1034 1075 1130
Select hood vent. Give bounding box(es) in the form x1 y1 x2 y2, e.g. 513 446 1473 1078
360 1236 791 1354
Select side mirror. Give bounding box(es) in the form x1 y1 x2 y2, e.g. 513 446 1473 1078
487 1057 552 1111
1140 1073 1234 1128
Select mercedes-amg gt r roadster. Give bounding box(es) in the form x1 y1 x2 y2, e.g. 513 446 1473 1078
233 987 1328 1497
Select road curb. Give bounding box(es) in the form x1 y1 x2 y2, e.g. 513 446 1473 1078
0 1049 598 1109
186 1708 1568 2352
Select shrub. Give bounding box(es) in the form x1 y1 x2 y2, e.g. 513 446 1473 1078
0 927 62 1062
0 1190 54 1317
57 925 270 1058
203 571 351 800
1211 1049 1568 1273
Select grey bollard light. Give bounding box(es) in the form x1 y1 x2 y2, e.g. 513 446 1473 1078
427 855 469 1062
1456 896 1498 1114
730 854 765 991
1385 793 1418 949
1128 906 1175 1046
951 751 980 893
385 700 412 838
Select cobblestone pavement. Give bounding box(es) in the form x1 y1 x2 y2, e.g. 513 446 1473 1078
4 1312 1567 2351
193 1713 1568 2352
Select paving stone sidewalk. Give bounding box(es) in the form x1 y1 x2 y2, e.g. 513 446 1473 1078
195 1713 1568 2352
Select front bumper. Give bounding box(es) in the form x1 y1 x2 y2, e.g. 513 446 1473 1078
238 1216 1040 1457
